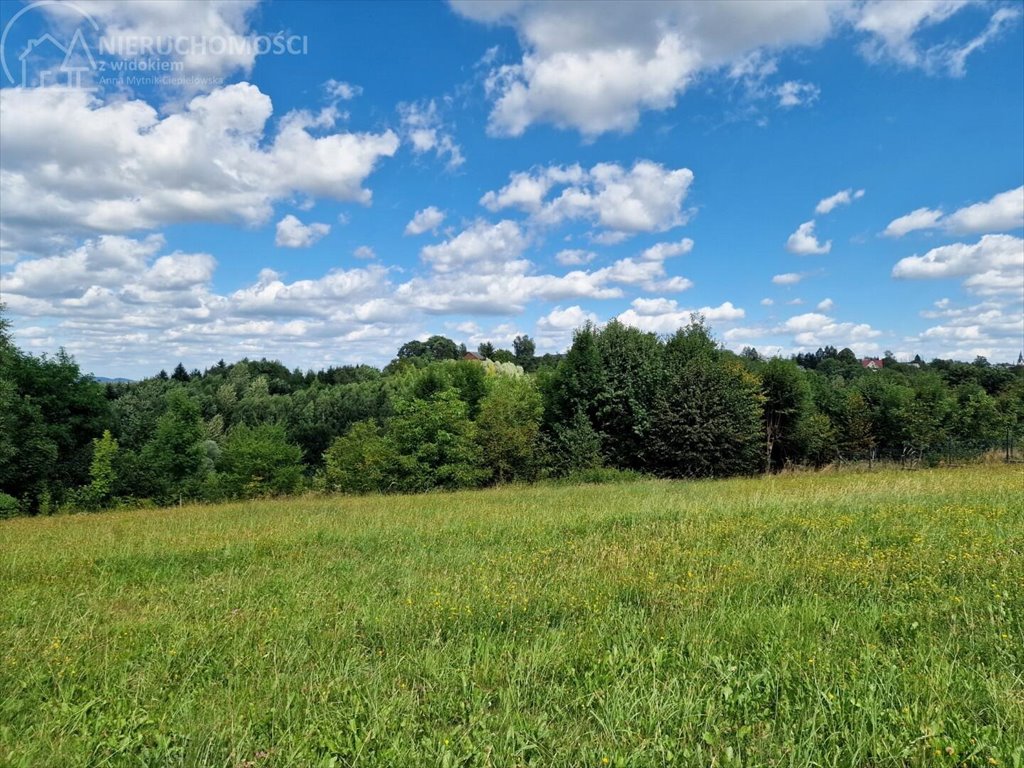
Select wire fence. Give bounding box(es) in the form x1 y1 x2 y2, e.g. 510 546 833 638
833 432 1022 470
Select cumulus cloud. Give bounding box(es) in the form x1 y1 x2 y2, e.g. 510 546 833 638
404 206 447 236
817 298 835 311
943 186 1024 234
640 238 694 261
776 80 820 108
401 219 693 315
420 219 529 274
453 1 836 136
353 245 376 260
617 297 744 334
536 304 600 348
0 84 399 251
398 100 465 169
815 188 865 215
854 1 1020 77
554 249 596 266
38 0 261 86
482 160 694 240
892 234 1024 295
883 186 1024 237
772 272 803 286
275 215 330 248
452 1 1011 137
883 207 945 237
325 80 362 100
779 312 882 348
912 299 1024 361
785 220 831 255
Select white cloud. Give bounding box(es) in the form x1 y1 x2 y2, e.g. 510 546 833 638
854 1 1020 76
420 219 529 274
910 299 1024 361
0 84 399 251
404 206 447 236
892 234 1024 296
760 297 774 306
554 249 596 266
453 1 1012 137
883 186 1024 237
617 297 744 334
398 100 464 169
785 220 831 255
41 0 261 86
453 1 836 136
641 237 694 261
482 160 694 239
776 80 820 108
815 188 865 215
353 245 376 260
275 215 330 248
944 186 1024 234
536 307 588 330
390 218 694 316
535 305 600 349
817 298 835 311
772 272 803 285
883 207 944 237
593 257 693 293
779 311 882 348
481 165 584 213
325 80 362 100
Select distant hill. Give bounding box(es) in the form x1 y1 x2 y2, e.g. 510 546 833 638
93 376 133 383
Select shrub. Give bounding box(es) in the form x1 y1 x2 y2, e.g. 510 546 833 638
216 423 304 499
0 492 20 519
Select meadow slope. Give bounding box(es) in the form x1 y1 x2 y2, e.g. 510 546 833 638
1 466 1022 767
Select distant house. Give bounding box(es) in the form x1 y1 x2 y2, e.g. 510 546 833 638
463 351 485 362
861 358 884 370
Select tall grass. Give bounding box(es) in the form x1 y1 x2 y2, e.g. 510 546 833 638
1 466 1021 766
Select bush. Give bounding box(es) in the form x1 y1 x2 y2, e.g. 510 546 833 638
324 420 398 494
0 492 20 518
215 423 304 499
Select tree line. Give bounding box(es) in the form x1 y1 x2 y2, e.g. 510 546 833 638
1 307 1021 517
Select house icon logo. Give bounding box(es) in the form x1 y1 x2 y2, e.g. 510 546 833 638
1 1 100 88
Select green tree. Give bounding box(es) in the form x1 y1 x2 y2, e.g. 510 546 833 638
386 389 486 491
761 358 811 471
649 322 763 478
215 423 304 499
141 389 206 504
546 407 603 475
900 374 951 463
476 374 543 483
0 310 108 511
513 334 537 371
593 320 664 470
395 335 461 364
545 322 607 431
84 430 119 508
840 390 876 462
324 420 399 493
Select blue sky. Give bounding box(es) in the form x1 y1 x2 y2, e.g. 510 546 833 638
0 0 1022 378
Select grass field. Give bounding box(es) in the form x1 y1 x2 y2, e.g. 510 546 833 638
1 466 1022 767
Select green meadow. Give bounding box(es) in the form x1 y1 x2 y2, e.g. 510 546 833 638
1 465 1022 767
